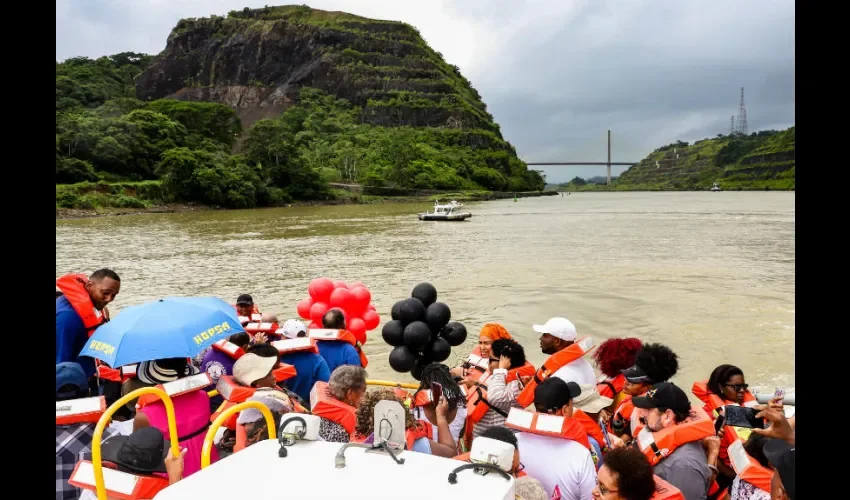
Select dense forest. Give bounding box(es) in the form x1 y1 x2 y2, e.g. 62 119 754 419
56 6 546 211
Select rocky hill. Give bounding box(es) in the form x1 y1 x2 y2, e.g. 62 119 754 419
615 127 795 190
56 5 545 211
137 6 495 133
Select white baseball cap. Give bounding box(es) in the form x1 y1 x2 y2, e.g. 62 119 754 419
532 317 577 341
280 319 307 339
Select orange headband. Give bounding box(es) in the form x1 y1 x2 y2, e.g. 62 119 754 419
479 323 512 341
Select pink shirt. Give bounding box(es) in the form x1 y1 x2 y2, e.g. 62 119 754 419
140 389 218 477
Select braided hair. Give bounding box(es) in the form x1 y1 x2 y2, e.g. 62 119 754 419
418 363 465 409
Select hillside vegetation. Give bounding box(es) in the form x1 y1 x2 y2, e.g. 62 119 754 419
56 5 545 211
558 127 795 191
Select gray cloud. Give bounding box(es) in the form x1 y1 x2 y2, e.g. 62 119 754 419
56 0 795 182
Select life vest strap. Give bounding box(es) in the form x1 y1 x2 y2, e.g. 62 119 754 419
475 386 508 418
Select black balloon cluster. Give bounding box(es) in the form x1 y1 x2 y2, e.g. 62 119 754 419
382 282 468 380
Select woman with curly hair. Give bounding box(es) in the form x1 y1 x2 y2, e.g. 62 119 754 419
592 338 643 412
608 343 679 442
592 447 660 500
350 389 457 456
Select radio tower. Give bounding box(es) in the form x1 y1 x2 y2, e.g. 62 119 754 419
730 115 735 135
737 87 748 136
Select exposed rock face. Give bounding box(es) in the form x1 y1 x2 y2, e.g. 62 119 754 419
136 6 498 132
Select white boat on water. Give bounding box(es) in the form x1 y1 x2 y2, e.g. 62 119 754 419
418 200 472 221
710 182 722 191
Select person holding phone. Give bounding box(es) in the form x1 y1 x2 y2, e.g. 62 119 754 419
411 363 467 453
692 364 760 493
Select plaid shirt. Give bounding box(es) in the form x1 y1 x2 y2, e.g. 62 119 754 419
56 423 117 500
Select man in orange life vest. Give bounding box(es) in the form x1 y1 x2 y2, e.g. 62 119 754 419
56 269 121 380
533 317 596 385
630 382 716 500
235 294 258 318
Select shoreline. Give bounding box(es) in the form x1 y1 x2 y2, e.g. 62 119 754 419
55 191 558 220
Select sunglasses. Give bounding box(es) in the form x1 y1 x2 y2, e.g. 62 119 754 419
724 383 749 392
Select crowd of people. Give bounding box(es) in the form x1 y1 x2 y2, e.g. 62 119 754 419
56 270 795 500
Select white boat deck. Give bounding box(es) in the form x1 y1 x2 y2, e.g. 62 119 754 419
155 439 516 500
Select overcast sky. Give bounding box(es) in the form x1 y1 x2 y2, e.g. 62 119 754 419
57 0 795 182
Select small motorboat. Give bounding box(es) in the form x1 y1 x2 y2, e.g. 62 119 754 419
418 200 472 221
710 182 722 192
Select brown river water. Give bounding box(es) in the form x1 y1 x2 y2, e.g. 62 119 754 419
56 192 795 399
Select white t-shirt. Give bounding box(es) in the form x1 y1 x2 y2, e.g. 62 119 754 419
412 404 468 445
552 357 597 386
516 432 597 500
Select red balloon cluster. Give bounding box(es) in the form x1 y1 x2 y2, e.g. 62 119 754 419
295 278 380 344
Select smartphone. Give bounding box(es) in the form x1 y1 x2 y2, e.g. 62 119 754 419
431 382 443 404
723 405 764 429
714 414 726 433
599 417 612 449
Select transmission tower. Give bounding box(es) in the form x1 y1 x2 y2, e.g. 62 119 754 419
730 115 735 135
737 87 748 136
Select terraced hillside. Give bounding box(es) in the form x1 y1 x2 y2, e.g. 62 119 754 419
616 127 795 190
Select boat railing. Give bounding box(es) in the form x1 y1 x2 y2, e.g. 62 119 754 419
202 400 278 469
91 387 181 500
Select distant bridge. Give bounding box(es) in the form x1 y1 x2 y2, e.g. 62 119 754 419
525 130 637 185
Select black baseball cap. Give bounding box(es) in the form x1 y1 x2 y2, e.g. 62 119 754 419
101 427 170 474
764 439 795 499
534 378 582 412
621 364 652 383
236 294 254 306
631 382 690 413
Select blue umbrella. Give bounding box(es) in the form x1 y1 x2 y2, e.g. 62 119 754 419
79 296 245 367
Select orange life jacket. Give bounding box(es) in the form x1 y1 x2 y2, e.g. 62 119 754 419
273 364 297 383
572 409 606 451
56 273 106 334
309 328 369 368
611 390 641 436
68 460 169 500
596 373 626 408
651 474 685 500
211 339 245 360
272 337 320 356
504 408 591 450
310 381 357 435
56 396 106 426
211 375 257 431
634 405 716 466
96 362 138 383
727 439 774 493
516 337 595 407
245 322 280 339
466 362 536 423
691 379 759 446
135 373 212 410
